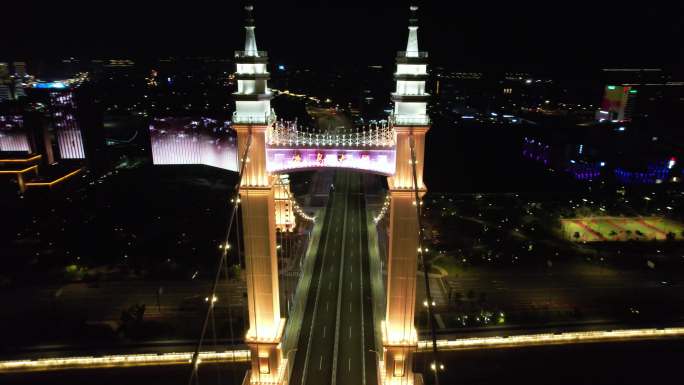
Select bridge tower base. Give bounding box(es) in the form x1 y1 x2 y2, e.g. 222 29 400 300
381 123 428 385
236 121 288 385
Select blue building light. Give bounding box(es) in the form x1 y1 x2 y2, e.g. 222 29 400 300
278 64 286 71
33 81 67 89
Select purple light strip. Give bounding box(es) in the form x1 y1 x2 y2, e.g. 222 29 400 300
266 147 396 175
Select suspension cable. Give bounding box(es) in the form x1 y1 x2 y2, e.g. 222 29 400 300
409 131 440 385
187 127 253 385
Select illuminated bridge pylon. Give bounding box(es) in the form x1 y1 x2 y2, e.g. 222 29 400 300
265 120 398 176
232 4 432 385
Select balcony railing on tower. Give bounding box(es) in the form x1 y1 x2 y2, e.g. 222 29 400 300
234 50 268 58
232 110 276 125
390 113 430 126
397 51 429 58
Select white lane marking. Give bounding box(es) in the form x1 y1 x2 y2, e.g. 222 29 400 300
348 357 351 372
319 355 323 370
350 265 353 273
357 192 367 385
350 281 353 291
331 177 349 385
326 301 329 311
349 302 352 312
323 326 326 338
300 190 336 385
349 326 352 339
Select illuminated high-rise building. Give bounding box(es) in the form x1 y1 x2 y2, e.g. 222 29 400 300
596 85 637 122
13 61 27 77
0 63 11 102
48 89 86 159
0 63 9 81
0 114 30 152
13 79 26 99
25 81 105 169
0 85 11 102
597 68 684 126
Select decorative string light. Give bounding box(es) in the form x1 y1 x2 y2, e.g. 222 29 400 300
267 120 395 147
373 193 391 223
274 177 316 223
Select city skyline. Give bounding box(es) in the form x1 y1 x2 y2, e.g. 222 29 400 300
2 2 684 385
3 1 683 73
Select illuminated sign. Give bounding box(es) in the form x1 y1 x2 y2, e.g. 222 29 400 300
265 148 396 175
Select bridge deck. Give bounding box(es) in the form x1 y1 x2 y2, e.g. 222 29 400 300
289 171 377 385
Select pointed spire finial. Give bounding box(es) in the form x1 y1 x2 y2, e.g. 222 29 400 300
243 3 258 54
409 5 419 27
245 4 255 27
406 4 420 55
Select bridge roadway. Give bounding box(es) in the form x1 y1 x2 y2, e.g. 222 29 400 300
290 171 377 385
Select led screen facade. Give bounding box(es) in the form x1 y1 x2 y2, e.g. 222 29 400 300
150 117 238 171
0 115 30 152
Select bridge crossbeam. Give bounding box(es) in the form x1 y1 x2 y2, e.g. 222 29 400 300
267 121 396 148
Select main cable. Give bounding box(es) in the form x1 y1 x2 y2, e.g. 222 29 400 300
187 127 253 385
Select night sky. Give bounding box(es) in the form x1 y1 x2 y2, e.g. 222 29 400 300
4 1 683 74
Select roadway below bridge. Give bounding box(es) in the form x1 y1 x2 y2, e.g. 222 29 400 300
290 171 377 385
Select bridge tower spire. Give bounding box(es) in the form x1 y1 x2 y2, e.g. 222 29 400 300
243 4 258 54
383 4 431 384
233 4 286 385
234 4 273 125
406 4 420 56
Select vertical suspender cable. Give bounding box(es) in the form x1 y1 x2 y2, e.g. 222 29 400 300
409 131 440 385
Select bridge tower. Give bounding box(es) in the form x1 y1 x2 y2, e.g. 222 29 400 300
233 5 287 384
382 5 430 384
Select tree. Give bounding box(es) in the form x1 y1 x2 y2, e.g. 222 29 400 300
451 291 463 306
466 289 476 301
119 303 146 334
